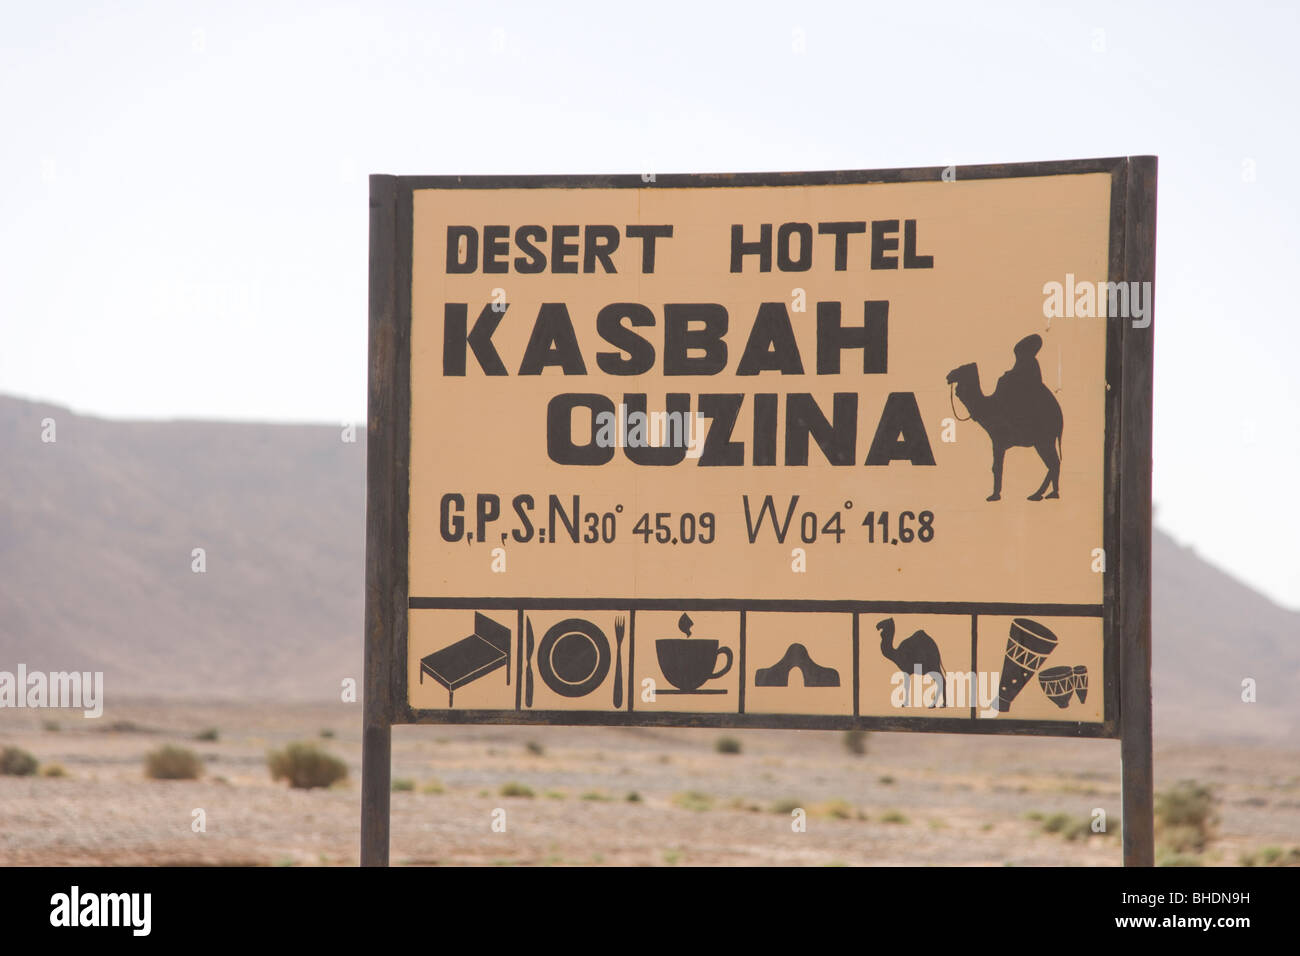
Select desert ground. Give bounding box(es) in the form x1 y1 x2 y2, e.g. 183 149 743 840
1 699 1296 867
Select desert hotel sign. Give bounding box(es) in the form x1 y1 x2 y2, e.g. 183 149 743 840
366 159 1155 750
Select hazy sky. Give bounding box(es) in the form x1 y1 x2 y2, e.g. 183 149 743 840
2 1 1297 611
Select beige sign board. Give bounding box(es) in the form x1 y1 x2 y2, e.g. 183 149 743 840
400 167 1121 733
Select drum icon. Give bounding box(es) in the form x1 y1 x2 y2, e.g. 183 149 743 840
995 618 1059 713
1039 665 1075 708
1073 665 1089 703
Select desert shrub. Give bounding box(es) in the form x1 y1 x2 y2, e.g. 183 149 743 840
1240 846 1300 867
1040 812 1073 835
102 720 142 733
843 730 869 755
319 728 335 739
1156 780 1217 853
267 742 347 790
144 745 202 780
1 747 39 776
770 797 802 814
421 780 445 795
40 763 68 778
499 781 534 798
581 790 613 802
391 778 415 792
626 791 642 803
42 719 61 732
878 775 895 785
525 740 544 756
1080 814 1113 839
674 790 714 812
715 736 742 755
1040 814 1098 841
880 810 909 824
819 799 855 820
194 727 219 742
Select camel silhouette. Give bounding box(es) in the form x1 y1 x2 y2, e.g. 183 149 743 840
946 334 1063 501
876 618 945 708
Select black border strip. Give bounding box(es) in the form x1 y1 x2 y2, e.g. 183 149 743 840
410 597 1104 616
737 610 747 714
851 613 860 718
392 156 1125 190
1102 159 1127 735
397 708 1110 738
969 614 979 722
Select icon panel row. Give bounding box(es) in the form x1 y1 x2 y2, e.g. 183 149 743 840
407 609 1103 722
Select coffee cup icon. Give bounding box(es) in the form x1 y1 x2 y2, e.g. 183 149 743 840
655 638 732 692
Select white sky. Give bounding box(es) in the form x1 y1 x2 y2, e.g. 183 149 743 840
2 1 1297 611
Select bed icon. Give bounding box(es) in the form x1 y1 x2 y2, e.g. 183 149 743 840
419 613 511 707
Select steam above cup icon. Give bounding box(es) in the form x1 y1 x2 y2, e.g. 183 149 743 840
655 613 732 694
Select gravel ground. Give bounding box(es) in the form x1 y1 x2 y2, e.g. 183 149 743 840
1 699 1296 866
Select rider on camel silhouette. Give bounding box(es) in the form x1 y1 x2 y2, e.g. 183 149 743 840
946 332 1063 501
992 333 1045 428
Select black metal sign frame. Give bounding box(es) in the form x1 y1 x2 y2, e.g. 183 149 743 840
363 157 1156 865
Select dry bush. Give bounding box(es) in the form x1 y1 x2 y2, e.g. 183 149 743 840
144 745 202 780
1156 780 1217 854
268 742 347 790
0 747 38 776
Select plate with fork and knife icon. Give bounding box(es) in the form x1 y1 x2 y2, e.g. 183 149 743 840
524 615 628 706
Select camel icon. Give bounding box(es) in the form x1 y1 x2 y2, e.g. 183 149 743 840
876 618 945 708
946 334 1063 501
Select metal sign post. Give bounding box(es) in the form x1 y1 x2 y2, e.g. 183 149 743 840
1119 156 1157 867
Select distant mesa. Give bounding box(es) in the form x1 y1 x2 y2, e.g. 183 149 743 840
0 393 1295 742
